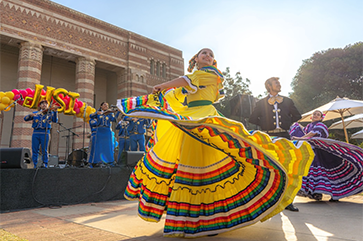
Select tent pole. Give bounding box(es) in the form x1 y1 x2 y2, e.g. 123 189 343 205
341 113 349 143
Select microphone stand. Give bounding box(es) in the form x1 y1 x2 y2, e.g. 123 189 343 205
82 113 86 163
42 101 53 168
82 103 88 164
119 116 128 166
57 123 80 166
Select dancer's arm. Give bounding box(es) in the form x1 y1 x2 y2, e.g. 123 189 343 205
292 132 316 140
152 77 187 94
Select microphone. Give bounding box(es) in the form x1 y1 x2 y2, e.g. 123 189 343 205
110 105 118 108
13 94 23 102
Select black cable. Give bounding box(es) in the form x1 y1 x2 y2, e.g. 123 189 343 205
31 168 47 207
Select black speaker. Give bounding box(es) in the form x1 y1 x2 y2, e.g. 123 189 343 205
120 151 145 167
0 148 34 169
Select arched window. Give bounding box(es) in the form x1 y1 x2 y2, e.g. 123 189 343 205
141 76 144 83
150 60 154 75
162 63 166 78
156 61 160 77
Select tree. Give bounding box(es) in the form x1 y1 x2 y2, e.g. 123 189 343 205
290 42 363 114
214 67 252 118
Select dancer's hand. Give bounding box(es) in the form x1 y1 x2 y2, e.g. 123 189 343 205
152 84 164 94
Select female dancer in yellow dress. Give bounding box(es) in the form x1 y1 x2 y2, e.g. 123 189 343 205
119 48 314 238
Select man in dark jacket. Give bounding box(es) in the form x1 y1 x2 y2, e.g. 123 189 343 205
249 77 301 211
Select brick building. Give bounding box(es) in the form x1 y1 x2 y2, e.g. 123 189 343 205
0 0 184 160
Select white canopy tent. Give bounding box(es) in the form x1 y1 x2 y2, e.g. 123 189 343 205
351 129 363 139
329 113 363 130
299 97 363 143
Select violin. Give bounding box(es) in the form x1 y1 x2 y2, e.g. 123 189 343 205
101 109 117 115
39 105 60 114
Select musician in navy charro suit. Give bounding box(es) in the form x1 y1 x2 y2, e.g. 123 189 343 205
249 77 301 212
115 115 130 163
88 102 119 166
127 117 150 152
24 99 58 168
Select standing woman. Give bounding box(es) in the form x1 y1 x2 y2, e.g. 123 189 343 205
119 48 314 238
290 110 363 201
88 102 118 166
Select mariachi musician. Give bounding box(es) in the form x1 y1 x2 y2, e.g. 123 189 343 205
88 102 119 166
24 99 58 168
126 117 150 152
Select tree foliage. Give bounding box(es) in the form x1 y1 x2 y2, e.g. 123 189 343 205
214 67 252 117
290 42 363 114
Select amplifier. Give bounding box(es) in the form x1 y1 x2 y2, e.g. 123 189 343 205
119 151 145 167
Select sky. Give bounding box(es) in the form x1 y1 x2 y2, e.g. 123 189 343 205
52 0 363 97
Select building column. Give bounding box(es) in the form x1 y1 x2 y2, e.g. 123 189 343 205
73 57 95 150
12 41 44 148
116 69 128 99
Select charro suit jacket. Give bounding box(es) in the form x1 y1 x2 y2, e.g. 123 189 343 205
249 95 301 131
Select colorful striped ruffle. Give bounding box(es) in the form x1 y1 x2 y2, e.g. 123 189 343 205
117 93 192 121
289 122 305 137
200 66 224 79
145 120 157 152
299 138 363 199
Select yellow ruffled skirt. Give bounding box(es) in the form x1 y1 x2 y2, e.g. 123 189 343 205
119 92 313 238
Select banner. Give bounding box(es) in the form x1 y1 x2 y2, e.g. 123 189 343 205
0 84 96 122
